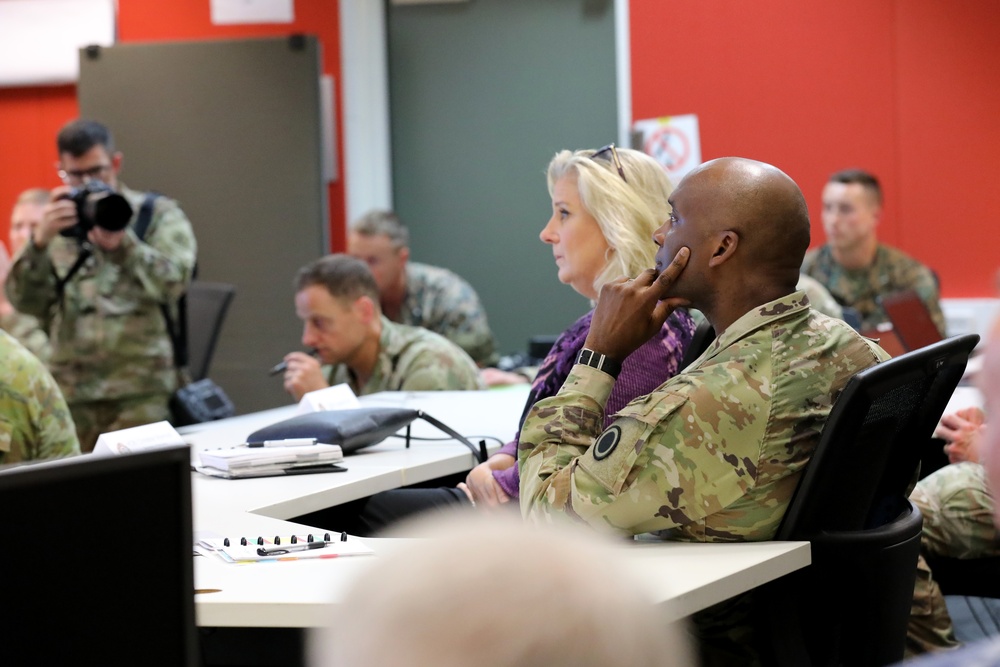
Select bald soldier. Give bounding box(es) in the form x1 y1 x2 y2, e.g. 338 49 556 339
281 254 483 400
518 157 888 664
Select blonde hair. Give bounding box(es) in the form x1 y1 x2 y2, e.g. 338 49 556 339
16 188 50 207
547 147 673 295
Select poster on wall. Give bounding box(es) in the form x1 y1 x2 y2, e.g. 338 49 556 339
211 0 293 25
631 114 702 184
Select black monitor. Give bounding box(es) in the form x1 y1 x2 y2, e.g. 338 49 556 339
0 446 198 666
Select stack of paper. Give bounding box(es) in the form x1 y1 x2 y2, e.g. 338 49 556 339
196 442 343 479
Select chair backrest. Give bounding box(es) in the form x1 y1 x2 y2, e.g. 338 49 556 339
777 333 980 540
679 317 715 371
185 280 236 381
756 334 980 667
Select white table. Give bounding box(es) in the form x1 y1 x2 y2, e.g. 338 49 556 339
185 387 811 628
194 534 809 627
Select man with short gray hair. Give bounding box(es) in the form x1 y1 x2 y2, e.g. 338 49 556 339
348 209 498 366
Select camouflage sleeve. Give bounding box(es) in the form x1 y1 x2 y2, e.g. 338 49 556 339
397 346 485 391
115 198 197 302
0 311 50 363
443 313 498 368
5 241 58 319
29 355 81 460
427 283 498 367
519 364 768 534
910 462 999 559
0 333 80 463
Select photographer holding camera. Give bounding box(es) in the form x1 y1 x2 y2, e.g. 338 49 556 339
5 119 197 452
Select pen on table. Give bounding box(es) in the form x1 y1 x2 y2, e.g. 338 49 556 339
244 438 318 448
268 348 320 376
257 541 331 556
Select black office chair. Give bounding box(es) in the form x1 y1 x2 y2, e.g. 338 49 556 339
185 280 236 382
679 316 715 370
754 333 980 667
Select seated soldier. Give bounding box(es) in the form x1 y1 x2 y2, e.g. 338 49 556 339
0 188 50 361
348 209 498 366
801 168 945 335
898 320 1000 666
518 157 887 663
0 330 80 465
907 406 997 657
279 254 483 400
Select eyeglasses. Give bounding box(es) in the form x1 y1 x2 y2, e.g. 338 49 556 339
57 164 112 185
591 143 627 183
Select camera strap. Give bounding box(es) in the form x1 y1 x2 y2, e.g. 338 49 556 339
55 244 92 303
134 193 190 373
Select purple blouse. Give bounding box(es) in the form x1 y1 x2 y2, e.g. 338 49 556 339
493 308 697 498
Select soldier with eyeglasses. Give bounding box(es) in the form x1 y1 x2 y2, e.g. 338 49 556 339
4 119 197 452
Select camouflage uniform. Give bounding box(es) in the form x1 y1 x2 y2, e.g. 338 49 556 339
797 273 843 320
326 315 484 395
398 261 498 367
0 308 49 362
801 243 945 335
0 330 80 464
518 291 886 663
906 462 998 656
5 184 196 452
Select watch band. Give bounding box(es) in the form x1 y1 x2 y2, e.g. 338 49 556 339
576 348 622 379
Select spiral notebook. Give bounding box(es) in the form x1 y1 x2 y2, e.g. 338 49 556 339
195 531 374 563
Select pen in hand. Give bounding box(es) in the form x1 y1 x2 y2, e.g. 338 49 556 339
268 348 320 376
257 540 330 556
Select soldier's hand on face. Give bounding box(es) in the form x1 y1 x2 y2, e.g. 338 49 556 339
936 406 986 464
282 351 328 402
584 247 692 362
88 227 127 252
35 186 79 248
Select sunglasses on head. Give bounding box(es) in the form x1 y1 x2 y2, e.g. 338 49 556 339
591 143 627 183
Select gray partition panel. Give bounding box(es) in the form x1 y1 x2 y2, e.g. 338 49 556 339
79 36 326 413
388 0 616 355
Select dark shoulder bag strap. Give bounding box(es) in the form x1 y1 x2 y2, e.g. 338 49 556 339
135 193 189 371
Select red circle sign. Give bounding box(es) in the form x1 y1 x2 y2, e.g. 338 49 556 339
644 126 691 172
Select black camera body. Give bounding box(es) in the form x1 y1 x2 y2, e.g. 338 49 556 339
59 181 134 240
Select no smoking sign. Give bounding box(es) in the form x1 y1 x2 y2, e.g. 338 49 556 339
632 114 701 182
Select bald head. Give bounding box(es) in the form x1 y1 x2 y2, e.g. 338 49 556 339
654 157 810 323
693 157 809 273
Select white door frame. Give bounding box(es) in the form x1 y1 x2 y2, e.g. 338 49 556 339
338 0 631 223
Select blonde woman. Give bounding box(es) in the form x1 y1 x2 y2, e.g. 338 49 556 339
350 146 696 532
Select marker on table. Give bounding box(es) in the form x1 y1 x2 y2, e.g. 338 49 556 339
245 438 318 448
257 541 330 556
268 349 320 376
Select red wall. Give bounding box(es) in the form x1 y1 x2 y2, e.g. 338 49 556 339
3 1 997 295
631 0 1000 297
0 0 345 251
